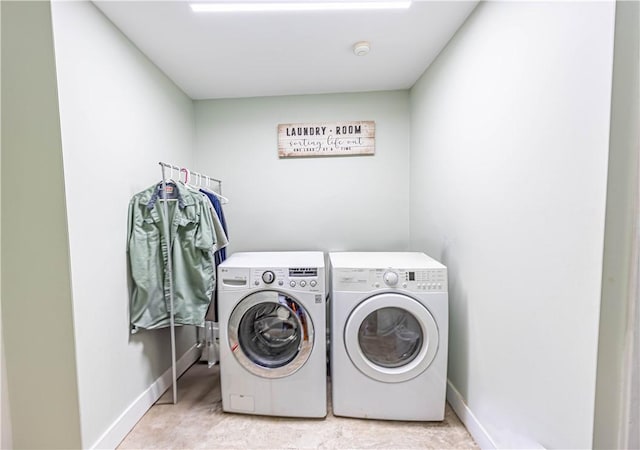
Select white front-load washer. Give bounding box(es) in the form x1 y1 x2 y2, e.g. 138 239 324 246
330 252 448 421
218 251 326 418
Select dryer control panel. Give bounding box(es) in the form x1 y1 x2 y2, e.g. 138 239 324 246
333 267 447 293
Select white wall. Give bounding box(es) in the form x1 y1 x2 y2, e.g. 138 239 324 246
409 2 615 448
50 2 198 447
194 91 410 254
594 1 640 448
1 1 82 447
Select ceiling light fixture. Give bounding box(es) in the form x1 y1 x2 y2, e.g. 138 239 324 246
190 1 411 13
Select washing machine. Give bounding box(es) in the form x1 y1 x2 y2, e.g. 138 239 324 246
329 252 448 421
217 251 326 418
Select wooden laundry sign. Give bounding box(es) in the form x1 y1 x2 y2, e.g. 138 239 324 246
278 121 375 158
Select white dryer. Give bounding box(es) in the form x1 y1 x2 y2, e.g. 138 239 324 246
329 252 448 421
218 251 326 418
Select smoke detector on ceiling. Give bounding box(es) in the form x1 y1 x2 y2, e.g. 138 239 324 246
353 41 370 56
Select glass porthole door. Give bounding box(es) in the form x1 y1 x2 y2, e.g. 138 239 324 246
228 290 314 379
344 293 439 383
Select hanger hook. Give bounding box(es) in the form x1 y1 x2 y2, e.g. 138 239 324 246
180 168 190 184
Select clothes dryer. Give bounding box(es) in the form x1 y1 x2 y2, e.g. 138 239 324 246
329 252 448 421
218 251 326 418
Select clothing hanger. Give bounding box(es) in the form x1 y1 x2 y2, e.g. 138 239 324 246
157 166 180 201
159 165 179 185
201 177 229 204
181 167 202 193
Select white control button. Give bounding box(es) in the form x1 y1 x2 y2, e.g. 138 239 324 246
383 271 399 286
374 282 380 288
310 280 317 287
402 283 407 288
290 281 296 287
278 280 284 286
300 280 307 287
254 280 260 286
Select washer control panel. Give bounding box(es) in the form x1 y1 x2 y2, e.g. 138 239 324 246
248 267 322 292
333 267 447 293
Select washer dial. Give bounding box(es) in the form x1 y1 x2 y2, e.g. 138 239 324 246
261 270 275 284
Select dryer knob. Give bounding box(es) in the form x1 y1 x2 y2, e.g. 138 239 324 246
261 271 275 284
383 271 399 286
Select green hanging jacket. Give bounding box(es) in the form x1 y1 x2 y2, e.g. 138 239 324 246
127 181 216 333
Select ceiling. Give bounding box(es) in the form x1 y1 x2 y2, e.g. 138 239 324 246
93 1 478 100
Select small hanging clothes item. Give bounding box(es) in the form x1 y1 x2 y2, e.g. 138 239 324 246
127 181 217 333
200 188 229 322
200 189 228 265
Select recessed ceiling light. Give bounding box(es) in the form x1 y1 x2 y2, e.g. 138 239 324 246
190 1 412 13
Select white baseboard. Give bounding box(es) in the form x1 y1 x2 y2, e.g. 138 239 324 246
447 380 496 450
90 344 201 450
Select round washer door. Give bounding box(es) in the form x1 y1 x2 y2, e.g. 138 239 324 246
228 290 314 379
344 292 439 383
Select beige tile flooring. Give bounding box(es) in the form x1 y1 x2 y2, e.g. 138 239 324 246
118 363 478 449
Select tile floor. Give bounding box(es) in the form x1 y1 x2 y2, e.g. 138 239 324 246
118 362 478 449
